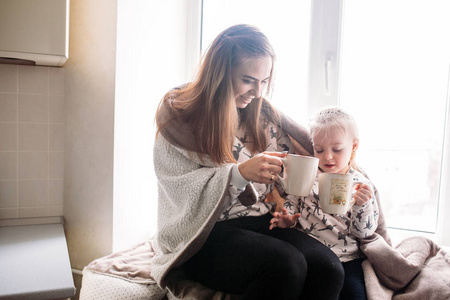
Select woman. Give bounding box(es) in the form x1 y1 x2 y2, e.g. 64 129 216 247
152 24 344 299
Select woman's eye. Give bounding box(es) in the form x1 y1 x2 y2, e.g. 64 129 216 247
243 79 253 85
315 149 323 153
333 149 342 153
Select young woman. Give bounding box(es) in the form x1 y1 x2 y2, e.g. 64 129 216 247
152 24 344 299
270 106 379 299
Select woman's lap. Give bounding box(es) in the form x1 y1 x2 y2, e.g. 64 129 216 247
181 214 344 300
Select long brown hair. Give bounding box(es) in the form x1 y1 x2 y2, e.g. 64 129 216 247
156 24 279 164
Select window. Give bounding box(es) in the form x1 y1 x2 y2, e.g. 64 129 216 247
202 0 450 245
114 1 194 251
114 1 450 251
339 0 450 236
202 0 312 124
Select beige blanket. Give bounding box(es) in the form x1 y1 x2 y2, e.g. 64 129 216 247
84 239 240 299
84 220 450 300
360 233 450 300
85 234 450 300
85 241 155 284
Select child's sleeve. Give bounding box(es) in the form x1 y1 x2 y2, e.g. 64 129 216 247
350 181 379 239
283 193 301 215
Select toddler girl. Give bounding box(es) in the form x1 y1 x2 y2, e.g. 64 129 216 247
270 106 379 299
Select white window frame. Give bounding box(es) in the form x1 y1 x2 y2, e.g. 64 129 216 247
185 0 203 80
306 0 450 246
307 0 344 115
111 0 449 252
437 67 450 246
190 0 450 246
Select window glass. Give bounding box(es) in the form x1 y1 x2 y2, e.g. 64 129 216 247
202 0 312 124
340 0 450 232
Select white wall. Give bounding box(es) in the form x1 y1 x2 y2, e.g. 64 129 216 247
64 1 117 298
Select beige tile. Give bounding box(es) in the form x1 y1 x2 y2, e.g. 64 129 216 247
0 123 17 151
49 179 63 205
49 205 63 216
49 94 65 123
19 94 49 122
0 152 18 180
0 64 18 93
19 206 48 218
0 93 18 122
19 123 48 151
50 123 64 151
19 180 48 207
49 151 64 179
0 208 18 219
18 65 49 94
19 152 48 179
50 68 65 95
0 180 18 208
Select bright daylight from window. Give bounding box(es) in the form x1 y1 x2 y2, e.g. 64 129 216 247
202 0 312 125
203 0 450 237
340 0 450 233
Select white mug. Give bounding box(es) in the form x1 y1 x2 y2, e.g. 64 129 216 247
318 173 362 214
278 154 319 197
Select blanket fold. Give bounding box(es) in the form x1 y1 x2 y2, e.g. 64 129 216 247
85 241 155 284
361 233 450 300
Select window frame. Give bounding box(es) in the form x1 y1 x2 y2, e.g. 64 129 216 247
191 0 450 246
307 0 450 245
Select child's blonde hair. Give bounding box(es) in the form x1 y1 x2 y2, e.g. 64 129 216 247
309 106 359 168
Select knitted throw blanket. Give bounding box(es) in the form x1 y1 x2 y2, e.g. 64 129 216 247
360 233 450 300
150 97 314 288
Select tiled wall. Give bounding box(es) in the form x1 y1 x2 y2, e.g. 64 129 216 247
0 64 65 219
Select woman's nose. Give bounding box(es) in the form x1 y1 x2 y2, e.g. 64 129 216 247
250 82 262 98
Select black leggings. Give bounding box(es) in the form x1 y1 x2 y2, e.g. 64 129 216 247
340 258 367 300
181 213 344 300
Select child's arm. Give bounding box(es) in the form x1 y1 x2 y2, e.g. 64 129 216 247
269 208 300 230
353 183 372 206
350 183 379 238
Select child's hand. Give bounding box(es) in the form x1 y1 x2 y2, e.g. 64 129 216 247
353 184 373 206
269 208 300 230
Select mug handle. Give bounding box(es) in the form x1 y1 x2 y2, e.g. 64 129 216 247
278 157 288 190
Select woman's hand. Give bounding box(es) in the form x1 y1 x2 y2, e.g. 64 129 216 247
269 208 300 230
353 184 373 206
238 151 287 184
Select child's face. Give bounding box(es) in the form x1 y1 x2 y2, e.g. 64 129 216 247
312 127 358 174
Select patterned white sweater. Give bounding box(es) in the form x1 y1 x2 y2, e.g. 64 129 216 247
284 168 379 262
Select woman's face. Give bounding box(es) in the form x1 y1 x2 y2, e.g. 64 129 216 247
231 56 272 109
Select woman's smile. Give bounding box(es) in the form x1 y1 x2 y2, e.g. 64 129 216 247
239 95 254 106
